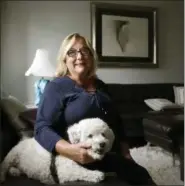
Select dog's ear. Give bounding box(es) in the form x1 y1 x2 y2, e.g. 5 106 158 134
67 123 81 144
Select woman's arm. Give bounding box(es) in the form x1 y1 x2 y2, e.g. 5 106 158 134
120 142 134 160
34 82 63 152
34 81 95 164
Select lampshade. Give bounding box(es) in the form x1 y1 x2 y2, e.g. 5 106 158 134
25 49 55 77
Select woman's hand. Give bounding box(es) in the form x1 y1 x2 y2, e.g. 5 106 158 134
69 142 96 164
120 142 134 161
124 153 134 161
55 139 96 164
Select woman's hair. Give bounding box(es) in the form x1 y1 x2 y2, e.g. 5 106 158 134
55 33 98 78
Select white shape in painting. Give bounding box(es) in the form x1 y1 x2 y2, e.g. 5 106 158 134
102 15 148 57
116 20 130 53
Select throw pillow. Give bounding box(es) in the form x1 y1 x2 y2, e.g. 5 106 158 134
144 98 182 111
173 86 184 106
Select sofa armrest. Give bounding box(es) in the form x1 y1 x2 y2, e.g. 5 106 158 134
19 108 37 127
1 97 34 138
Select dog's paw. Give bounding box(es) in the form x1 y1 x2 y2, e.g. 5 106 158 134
9 167 21 177
90 170 105 182
88 151 103 160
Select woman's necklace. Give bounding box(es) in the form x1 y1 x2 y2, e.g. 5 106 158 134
77 78 96 92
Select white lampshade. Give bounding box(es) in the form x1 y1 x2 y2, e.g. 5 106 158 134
25 49 55 77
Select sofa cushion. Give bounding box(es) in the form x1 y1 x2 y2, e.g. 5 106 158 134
115 102 149 115
173 86 184 106
107 83 183 104
144 98 182 111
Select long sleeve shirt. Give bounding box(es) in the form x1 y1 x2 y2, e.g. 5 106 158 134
34 76 126 153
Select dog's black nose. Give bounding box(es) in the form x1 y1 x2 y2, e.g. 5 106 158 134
100 142 105 148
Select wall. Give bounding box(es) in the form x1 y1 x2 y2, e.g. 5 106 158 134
1 0 184 104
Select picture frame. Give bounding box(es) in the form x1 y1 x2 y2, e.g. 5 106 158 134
91 3 158 68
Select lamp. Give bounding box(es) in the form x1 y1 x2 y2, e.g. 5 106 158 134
25 49 55 106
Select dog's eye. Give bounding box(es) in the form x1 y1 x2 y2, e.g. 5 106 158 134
101 133 105 137
88 134 93 138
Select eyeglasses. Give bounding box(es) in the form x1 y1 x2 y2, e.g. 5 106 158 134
67 48 91 58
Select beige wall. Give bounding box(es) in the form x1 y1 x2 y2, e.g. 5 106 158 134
1 1 184 104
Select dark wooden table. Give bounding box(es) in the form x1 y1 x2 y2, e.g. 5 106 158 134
180 144 184 181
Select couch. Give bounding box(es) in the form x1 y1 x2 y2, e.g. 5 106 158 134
0 82 183 185
107 83 184 181
106 83 183 147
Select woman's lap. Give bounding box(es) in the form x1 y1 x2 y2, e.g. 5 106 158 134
84 152 156 185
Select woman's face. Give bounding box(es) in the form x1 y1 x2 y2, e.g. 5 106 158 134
65 38 93 79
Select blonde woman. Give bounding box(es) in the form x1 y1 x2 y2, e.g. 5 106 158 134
34 33 156 185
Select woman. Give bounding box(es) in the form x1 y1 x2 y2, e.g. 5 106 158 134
34 33 156 185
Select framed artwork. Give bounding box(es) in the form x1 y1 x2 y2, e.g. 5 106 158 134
91 3 158 68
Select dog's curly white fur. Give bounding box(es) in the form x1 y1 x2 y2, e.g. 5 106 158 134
0 118 115 184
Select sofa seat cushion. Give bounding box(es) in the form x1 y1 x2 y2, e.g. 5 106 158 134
3 175 129 186
144 98 182 111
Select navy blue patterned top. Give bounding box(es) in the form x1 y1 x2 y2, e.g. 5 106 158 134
34 76 125 153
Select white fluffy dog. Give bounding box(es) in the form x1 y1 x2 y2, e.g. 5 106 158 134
0 118 115 184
